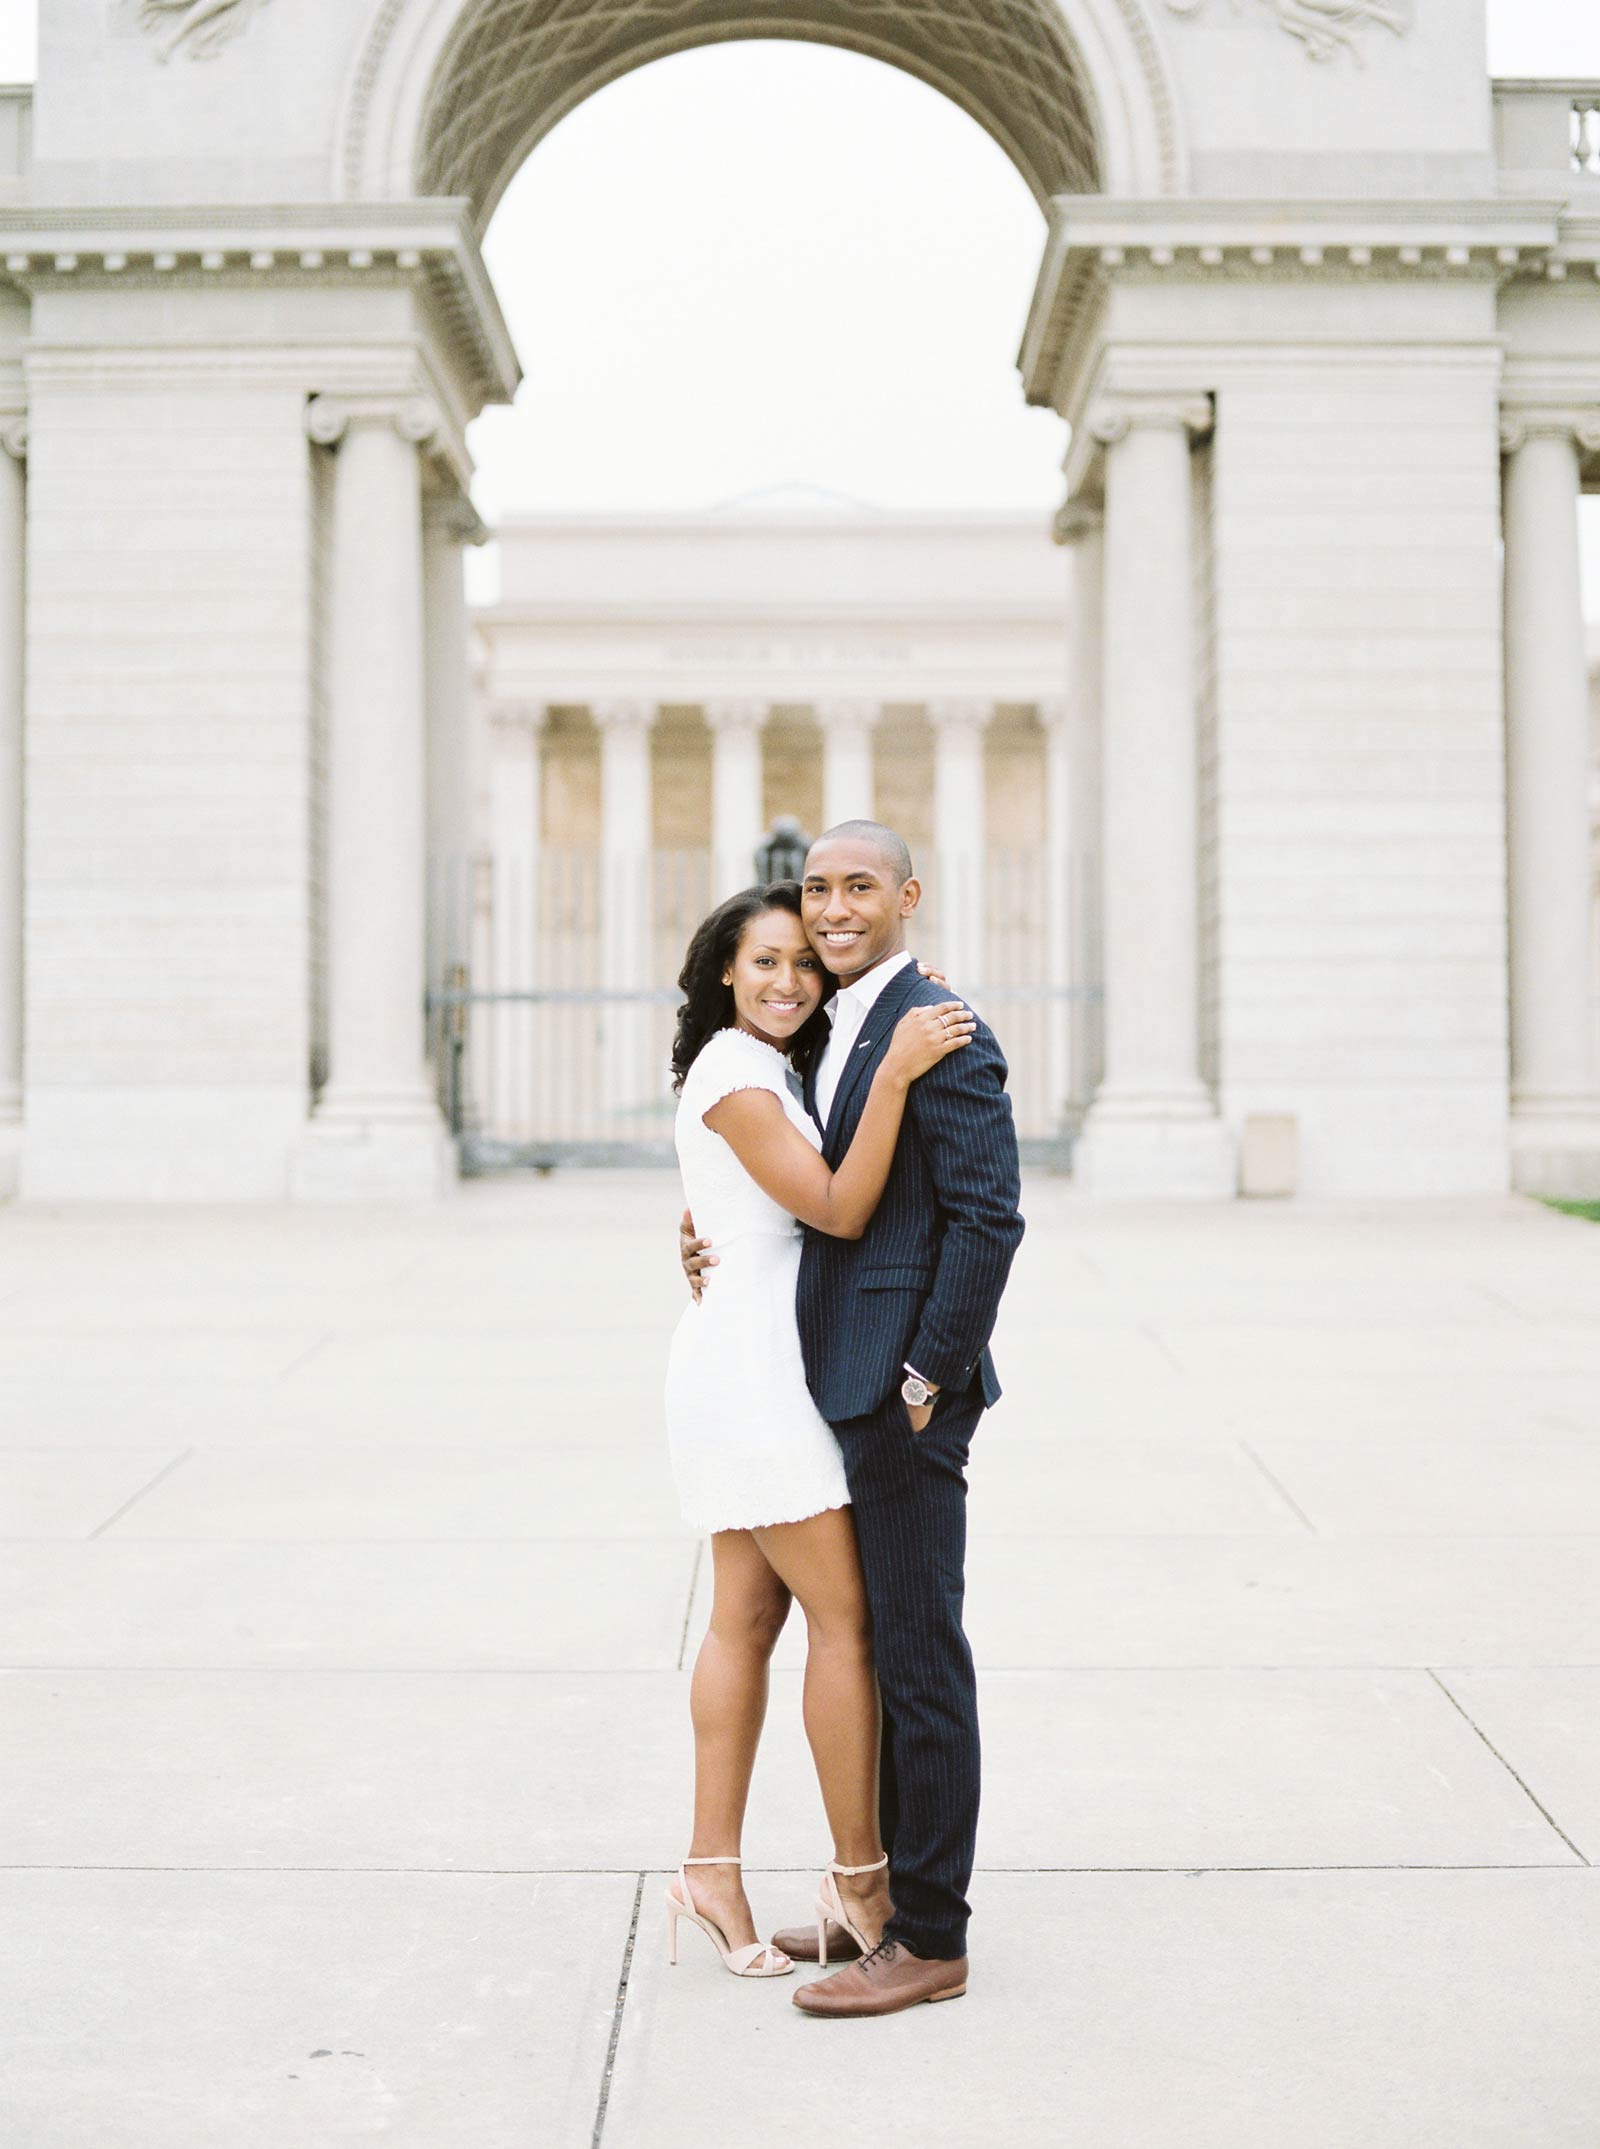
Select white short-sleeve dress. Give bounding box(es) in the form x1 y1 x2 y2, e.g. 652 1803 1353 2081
664 1027 851 1534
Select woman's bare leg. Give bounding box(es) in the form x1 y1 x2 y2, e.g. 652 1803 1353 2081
753 1505 893 1946
683 1528 792 1950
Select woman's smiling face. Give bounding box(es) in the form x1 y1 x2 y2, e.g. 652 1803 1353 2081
723 907 826 1047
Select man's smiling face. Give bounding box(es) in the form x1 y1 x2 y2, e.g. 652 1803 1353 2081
801 832 921 982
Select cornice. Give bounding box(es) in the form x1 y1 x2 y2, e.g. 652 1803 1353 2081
469 601 1067 631
1021 195 1575 412
0 198 519 412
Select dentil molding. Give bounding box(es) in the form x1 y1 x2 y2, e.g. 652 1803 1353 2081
1164 0 1412 67
139 0 271 63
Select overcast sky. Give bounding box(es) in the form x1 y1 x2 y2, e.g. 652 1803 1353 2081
0 1 1597 596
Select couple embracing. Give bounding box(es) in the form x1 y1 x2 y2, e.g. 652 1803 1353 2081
663 819 1024 2019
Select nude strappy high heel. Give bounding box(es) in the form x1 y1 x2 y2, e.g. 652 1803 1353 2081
815 1852 890 1967
665 1858 794 1978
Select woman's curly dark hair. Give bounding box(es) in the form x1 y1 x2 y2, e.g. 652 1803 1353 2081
670 881 835 1092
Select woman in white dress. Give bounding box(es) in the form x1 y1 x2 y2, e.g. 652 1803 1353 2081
662 880 974 1979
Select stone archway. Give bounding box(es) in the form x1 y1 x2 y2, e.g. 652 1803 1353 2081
9 1 1599 1206
339 0 1184 219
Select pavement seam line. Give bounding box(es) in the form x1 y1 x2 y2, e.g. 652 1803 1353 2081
3 1860 1586 1876
676 1539 705 1671
1426 1668 1591 1867
1237 1440 1318 1534
86 1448 197 1540
592 1871 646 2149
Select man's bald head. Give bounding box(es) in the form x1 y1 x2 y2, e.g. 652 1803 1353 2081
808 820 914 887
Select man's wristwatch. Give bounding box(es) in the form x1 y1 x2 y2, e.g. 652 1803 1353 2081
901 1364 940 1410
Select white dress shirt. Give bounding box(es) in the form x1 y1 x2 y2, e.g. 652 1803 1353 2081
812 948 916 1129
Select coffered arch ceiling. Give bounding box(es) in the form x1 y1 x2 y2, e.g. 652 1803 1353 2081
406 0 1112 226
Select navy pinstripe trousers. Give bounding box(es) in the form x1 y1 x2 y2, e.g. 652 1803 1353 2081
831 1383 984 1961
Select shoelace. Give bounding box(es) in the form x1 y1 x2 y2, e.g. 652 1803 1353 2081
857 1937 902 1975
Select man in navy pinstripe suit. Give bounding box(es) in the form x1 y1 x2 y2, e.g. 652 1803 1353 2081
688 821 1024 2016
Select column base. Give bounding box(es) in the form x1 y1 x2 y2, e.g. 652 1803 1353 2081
291 1090 457 1204
1509 1100 1600 1202
1074 1092 1236 1200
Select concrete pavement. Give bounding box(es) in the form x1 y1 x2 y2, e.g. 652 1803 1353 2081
3 1175 1599 2146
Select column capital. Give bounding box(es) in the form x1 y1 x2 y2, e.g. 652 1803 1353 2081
488 701 548 736
702 699 768 735
591 699 656 737
305 394 443 450
0 417 25 463
814 699 883 738
927 698 995 737
1052 500 1102 545
1087 393 1212 449
1499 406 1600 457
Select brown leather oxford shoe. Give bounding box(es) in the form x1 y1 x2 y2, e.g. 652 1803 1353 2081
792 1937 967 2017
771 1918 863 1964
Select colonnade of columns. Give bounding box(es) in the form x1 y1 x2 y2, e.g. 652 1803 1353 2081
480 691 1045 1115
1053 389 1600 1197
0 379 1594 1196
483 693 1027 986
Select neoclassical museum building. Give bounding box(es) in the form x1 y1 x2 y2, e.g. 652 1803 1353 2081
0 1 1598 1203
463 502 1089 1166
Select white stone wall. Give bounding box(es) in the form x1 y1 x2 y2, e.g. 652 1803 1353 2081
1208 353 1510 1197
21 355 315 1198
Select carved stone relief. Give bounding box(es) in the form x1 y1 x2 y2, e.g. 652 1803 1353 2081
138 0 271 63
1165 0 1413 66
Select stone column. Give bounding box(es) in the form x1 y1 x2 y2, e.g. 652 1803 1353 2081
594 699 656 1118
818 698 880 828
0 420 24 1196
705 699 766 900
488 706 545 1137
1055 502 1105 1126
1501 410 1600 1195
293 397 453 1200
1073 397 1233 1199
929 699 992 997
1039 696 1072 1132
422 492 484 989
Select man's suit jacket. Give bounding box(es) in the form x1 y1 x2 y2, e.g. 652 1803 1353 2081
797 960 1025 1425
